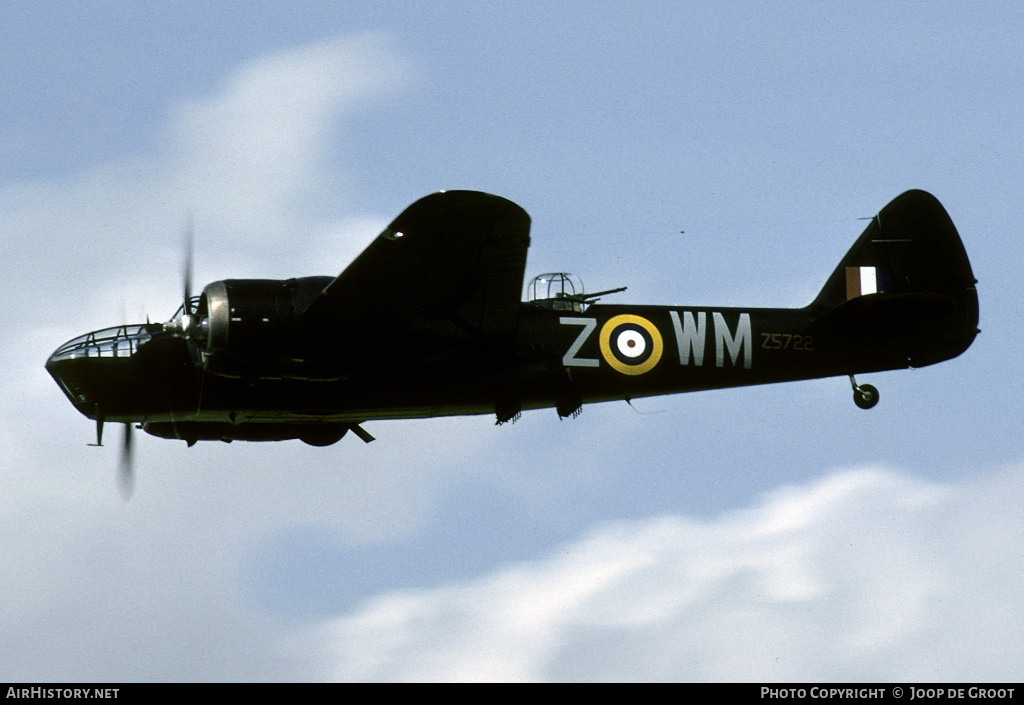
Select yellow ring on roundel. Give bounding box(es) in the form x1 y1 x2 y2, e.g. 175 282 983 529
599 314 664 375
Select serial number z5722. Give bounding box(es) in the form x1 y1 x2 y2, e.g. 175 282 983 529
760 333 814 351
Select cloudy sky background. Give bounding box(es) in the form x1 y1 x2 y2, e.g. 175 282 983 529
2 2 1022 681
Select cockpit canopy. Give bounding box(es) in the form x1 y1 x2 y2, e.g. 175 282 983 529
526 272 586 312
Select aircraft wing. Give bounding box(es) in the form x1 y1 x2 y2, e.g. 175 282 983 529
302 190 531 349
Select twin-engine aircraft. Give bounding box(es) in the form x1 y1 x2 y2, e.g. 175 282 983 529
48 189 978 498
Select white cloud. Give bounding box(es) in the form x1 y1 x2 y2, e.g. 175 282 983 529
0 32 411 336
166 33 412 238
295 465 1024 682
0 414 502 681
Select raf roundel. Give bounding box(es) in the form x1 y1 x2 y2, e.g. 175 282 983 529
599 314 664 375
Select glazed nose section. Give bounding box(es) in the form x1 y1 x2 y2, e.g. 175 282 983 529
46 324 155 415
46 345 99 413
46 335 114 413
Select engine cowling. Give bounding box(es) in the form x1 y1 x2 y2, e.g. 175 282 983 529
194 276 333 379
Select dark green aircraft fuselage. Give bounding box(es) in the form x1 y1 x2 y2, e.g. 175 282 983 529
46 189 979 447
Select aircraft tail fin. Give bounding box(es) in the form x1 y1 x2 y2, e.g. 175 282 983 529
809 190 979 368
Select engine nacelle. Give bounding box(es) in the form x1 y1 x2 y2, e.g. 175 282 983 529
195 276 333 379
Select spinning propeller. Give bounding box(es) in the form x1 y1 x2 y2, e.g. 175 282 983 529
117 422 134 503
107 223 195 502
183 218 194 320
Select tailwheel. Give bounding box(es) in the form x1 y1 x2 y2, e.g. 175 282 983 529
849 375 879 410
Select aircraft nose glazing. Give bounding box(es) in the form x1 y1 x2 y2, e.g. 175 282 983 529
46 324 156 413
47 324 156 365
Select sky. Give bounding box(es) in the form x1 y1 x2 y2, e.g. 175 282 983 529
1 1 1022 682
